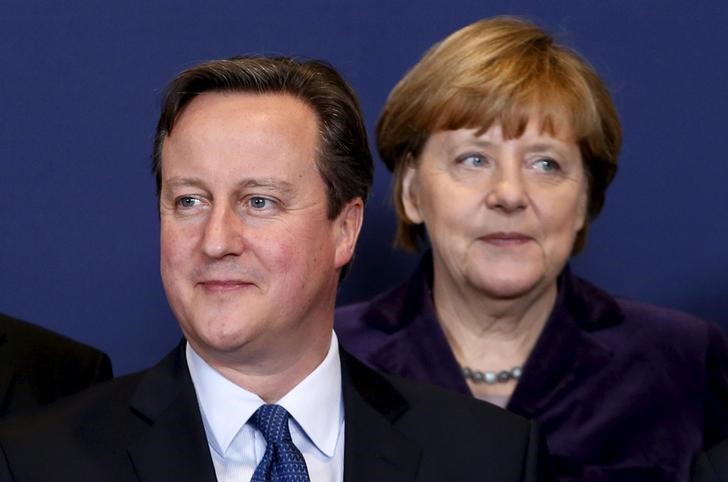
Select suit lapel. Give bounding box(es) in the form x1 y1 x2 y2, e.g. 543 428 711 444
126 342 218 482
124 344 425 481
341 350 421 482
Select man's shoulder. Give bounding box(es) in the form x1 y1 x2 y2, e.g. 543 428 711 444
2 341 185 433
0 370 162 481
385 368 535 437
0 344 215 482
341 350 546 481
341 347 531 432
0 370 144 441
0 312 109 364
0 312 113 416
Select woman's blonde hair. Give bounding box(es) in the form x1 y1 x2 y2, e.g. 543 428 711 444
377 16 621 252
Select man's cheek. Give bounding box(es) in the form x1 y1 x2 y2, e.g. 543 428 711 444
268 244 307 289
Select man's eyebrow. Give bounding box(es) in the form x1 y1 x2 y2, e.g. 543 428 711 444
236 178 295 194
163 177 295 193
164 177 206 190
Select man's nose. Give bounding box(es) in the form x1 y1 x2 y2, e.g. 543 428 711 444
200 204 245 259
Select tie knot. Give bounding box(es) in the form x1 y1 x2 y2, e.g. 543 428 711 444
249 404 310 482
250 404 293 444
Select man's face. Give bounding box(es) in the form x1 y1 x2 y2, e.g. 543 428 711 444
159 92 361 367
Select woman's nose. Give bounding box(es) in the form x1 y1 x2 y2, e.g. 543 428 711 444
485 166 528 212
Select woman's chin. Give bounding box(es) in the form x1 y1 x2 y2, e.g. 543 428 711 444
468 270 547 301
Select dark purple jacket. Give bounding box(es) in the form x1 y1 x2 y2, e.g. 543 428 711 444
335 254 728 482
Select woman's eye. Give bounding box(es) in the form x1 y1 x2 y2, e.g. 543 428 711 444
533 158 560 172
459 154 487 167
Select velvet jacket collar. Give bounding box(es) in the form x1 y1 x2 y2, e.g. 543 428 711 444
354 253 624 418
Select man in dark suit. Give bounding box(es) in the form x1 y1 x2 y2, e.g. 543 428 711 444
0 312 112 418
0 56 547 481
692 439 728 482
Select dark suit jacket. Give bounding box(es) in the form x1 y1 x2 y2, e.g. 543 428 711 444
0 312 112 418
335 254 728 482
0 342 547 481
692 439 728 482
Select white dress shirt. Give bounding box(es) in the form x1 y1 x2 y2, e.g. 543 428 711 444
186 333 345 482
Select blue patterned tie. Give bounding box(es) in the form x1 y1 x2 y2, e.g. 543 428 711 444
249 404 311 482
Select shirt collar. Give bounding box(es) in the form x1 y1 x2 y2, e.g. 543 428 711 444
186 333 343 458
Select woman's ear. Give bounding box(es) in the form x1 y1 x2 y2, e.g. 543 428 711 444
575 183 588 233
401 165 424 224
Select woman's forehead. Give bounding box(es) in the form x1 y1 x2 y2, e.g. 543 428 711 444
454 113 578 144
431 92 585 142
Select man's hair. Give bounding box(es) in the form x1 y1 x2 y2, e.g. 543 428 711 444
152 56 374 219
377 16 621 252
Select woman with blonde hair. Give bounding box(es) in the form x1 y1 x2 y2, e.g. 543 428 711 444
336 16 728 481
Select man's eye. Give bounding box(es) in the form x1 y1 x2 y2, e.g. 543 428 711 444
249 197 272 209
177 196 201 208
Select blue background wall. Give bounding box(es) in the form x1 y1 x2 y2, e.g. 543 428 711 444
2 1 726 375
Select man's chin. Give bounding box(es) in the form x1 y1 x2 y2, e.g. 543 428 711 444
183 322 257 354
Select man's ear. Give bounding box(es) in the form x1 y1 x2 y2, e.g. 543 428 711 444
334 197 364 269
401 166 424 224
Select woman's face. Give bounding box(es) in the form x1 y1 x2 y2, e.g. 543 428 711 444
401 120 588 300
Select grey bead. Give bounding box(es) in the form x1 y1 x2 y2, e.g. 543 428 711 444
484 372 497 384
497 370 511 382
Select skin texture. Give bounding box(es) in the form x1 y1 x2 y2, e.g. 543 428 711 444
401 121 587 398
159 92 363 402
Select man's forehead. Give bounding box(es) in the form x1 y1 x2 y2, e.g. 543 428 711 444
175 91 315 128
163 92 320 156
159 91 322 189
